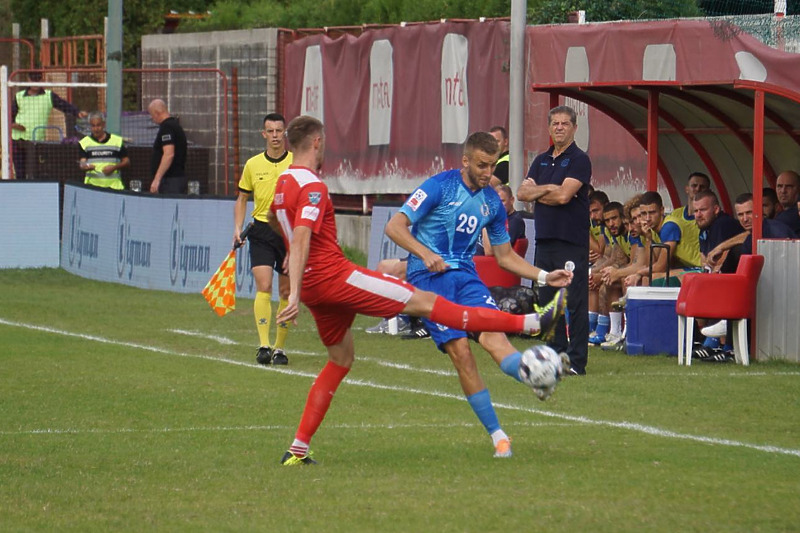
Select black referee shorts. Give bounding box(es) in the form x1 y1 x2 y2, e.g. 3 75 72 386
248 220 287 274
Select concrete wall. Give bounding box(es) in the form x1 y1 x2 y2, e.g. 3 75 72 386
335 214 371 255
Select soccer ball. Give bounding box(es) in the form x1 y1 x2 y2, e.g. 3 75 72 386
518 345 564 401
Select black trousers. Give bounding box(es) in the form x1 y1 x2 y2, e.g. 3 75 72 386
535 238 589 373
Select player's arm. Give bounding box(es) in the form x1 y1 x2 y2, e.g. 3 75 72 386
385 212 448 273
276 225 311 324
150 144 175 193
493 242 572 287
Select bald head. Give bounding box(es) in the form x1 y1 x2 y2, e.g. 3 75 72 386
776 170 800 208
148 99 170 124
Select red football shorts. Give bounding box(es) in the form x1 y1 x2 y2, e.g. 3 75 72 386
303 265 414 346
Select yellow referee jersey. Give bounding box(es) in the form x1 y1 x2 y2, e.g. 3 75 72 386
238 151 293 223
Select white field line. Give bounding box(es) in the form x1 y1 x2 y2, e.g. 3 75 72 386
2 317 800 458
0 420 577 436
168 328 457 376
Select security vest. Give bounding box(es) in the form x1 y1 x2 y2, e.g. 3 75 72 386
79 133 125 190
12 90 53 141
496 153 509 165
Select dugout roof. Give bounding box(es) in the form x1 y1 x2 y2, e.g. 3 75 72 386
526 18 800 241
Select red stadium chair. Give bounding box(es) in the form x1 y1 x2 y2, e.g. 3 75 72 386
675 254 764 366
474 238 530 288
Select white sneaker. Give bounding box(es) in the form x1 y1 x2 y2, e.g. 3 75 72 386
601 332 625 351
700 320 727 338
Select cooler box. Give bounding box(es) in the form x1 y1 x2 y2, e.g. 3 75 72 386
626 287 680 356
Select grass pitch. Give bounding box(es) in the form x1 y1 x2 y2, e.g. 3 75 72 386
1 268 799 531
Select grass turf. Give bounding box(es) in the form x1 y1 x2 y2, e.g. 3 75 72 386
1 268 799 531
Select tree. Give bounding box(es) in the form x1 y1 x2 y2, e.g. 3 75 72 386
528 0 702 25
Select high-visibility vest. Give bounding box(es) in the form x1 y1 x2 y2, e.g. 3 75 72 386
496 153 510 165
79 133 125 190
12 90 53 141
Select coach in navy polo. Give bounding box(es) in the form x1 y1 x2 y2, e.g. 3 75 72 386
518 105 592 375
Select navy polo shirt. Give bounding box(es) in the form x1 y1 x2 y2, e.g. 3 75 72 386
526 142 592 246
699 212 743 256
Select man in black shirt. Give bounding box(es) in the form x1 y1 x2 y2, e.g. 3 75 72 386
147 99 188 194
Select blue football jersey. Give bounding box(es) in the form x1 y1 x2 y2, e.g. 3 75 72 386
399 169 509 278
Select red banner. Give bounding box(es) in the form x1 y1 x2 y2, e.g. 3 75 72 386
284 21 510 195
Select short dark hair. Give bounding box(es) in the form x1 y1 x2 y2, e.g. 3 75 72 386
589 190 609 206
464 131 499 157
603 201 624 218
495 184 513 198
688 172 710 187
286 115 324 151
489 126 507 140
763 187 779 203
692 190 719 205
263 113 286 126
548 105 577 125
640 191 663 209
735 192 754 205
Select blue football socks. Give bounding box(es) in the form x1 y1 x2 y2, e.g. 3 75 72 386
499 352 523 382
466 389 501 435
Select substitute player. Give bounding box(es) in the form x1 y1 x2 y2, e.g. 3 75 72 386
271 116 571 465
386 131 571 459
234 113 293 365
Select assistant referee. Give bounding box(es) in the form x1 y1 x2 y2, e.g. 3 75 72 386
234 113 293 365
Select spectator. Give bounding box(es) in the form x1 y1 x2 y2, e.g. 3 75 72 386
587 189 609 334
693 190 744 273
478 184 526 256
699 193 794 355
518 105 592 376
488 126 509 186
147 99 188 194
763 187 779 219
588 201 628 347
11 71 87 179
774 171 800 236
78 111 130 190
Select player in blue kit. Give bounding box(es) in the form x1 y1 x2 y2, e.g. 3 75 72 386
386 131 572 458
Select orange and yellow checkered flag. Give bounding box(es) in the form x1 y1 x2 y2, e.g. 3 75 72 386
203 250 237 316
202 223 253 317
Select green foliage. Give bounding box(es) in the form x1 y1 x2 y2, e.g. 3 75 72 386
8 0 213 68
529 0 702 24
185 0 512 31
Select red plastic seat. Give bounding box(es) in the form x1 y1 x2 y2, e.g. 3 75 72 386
675 254 764 366
474 238 530 288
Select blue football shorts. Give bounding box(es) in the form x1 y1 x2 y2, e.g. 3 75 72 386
408 268 498 351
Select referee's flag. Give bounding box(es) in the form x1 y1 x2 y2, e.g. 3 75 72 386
202 223 253 317
202 250 237 316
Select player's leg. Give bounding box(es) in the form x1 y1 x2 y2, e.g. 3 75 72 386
252 264 277 364
282 308 356 465
442 337 512 458
273 273 291 363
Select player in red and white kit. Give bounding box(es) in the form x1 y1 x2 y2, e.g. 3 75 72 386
271 116 570 465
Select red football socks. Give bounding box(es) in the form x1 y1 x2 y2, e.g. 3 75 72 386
429 296 524 333
295 361 351 444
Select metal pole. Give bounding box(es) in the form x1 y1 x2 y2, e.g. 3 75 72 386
509 0 526 205
1 66 10 180
106 0 123 134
